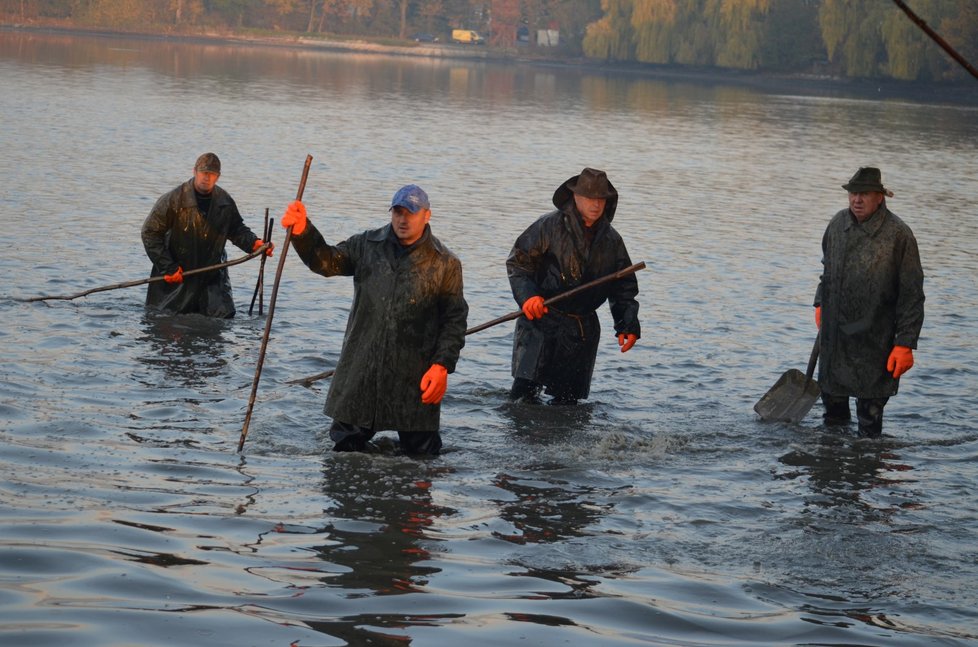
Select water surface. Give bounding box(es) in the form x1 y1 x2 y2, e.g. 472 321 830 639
1 30 977 646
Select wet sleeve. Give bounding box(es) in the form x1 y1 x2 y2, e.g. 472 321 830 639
141 196 179 275
506 219 547 307
225 198 259 253
814 226 829 307
290 220 355 277
432 256 469 373
894 232 925 349
608 241 640 338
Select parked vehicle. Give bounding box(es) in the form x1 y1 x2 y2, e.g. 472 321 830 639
451 29 484 44
412 33 438 42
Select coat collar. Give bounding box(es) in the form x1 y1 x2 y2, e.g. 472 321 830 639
845 204 888 237
368 223 434 252
179 178 229 208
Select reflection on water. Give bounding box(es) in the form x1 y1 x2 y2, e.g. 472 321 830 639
497 400 593 445
316 455 453 595
490 471 607 544
777 434 917 516
307 455 458 643
137 312 232 387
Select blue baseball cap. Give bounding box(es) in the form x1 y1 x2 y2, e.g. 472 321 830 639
390 184 430 213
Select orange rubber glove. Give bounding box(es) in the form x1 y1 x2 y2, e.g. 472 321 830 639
886 346 914 378
420 363 448 404
815 305 822 329
522 295 548 320
253 239 274 257
163 266 183 284
281 200 307 236
618 333 637 353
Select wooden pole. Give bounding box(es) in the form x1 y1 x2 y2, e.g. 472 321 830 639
20 246 271 303
286 368 335 387
238 154 313 453
248 208 273 316
465 261 646 334
284 261 647 387
261 217 273 315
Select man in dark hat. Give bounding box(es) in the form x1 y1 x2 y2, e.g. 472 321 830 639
506 167 641 405
142 152 273 318
280 184 468 455
813 167 924 437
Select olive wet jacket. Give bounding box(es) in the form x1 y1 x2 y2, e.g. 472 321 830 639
814 204 924 398
142 179 259 318
291 220 468 432
506 183 640 400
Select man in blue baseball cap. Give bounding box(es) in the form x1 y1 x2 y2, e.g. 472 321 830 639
281 184 468 456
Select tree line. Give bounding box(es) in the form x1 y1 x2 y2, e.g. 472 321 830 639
582 0 977 81
2 0 976 81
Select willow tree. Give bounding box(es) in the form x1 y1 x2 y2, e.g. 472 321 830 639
630 0 675 63
670 0 714 66
758 0 823 71
583 0 633 60
881 0 933 80
711 0 769 69
881 0 972 81
819 0 910 77
939 0 978 80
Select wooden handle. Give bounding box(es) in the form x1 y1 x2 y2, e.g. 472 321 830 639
465 261 646 335
238 154 313 452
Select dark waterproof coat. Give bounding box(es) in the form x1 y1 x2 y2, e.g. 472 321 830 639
506 182 641 400
291 221 468 432
142 179 259 318
814 204 924 398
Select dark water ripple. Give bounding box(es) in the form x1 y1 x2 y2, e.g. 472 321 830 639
2 30 978 646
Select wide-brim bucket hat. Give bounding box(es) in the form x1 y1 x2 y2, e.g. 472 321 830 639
552 167 619 220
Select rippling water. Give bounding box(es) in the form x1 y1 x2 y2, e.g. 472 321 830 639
2 29 977 646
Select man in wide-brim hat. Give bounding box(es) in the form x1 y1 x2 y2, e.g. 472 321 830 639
506 167 641 405
812 166 924 437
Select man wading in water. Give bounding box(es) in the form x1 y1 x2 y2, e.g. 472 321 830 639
280 185 468 456
506 167 641 405
814 167 925 437
142 153 273 318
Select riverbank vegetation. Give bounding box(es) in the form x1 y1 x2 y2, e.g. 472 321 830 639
1 0 975 81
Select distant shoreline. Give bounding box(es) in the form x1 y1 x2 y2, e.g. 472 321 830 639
4 21 977 105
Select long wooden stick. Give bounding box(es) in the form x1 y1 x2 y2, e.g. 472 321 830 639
248 208 272 316
286 368 335 387
466 261 646 334
286 261 646 387
238 154 313 452
260 216 273 315
20 245 271 303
